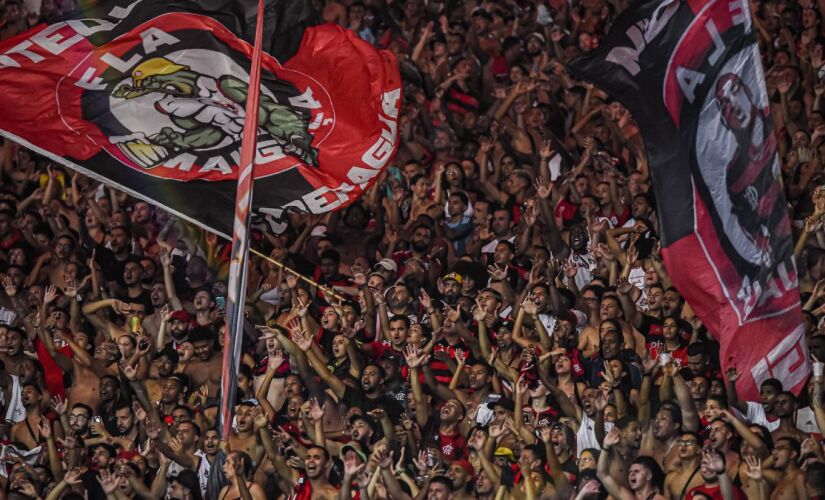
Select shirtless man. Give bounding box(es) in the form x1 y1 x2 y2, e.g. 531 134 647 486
769 392 807 442
597 443 667 500
764 437 807 500
27 233 77 289
182 327 221 395
707 418 740 479
11 383 63 450
601 421 643 490
297 445 340 499
664 431 704 499
82 297 146 342
227 403 264 465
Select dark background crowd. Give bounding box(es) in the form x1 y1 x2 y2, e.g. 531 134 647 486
0 0 821 499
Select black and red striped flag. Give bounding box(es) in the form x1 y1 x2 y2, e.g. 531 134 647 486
568 0 809 399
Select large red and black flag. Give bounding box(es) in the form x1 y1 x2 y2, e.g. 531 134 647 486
568 0 809 399
0 0 400 237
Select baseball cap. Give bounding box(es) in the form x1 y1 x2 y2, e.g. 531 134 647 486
443 272 463 284
341 442 368 463
374 258 398 273
171 469 202 500
169 310 191 322
494 447 516 461
455 459 475 476
527 32 546 44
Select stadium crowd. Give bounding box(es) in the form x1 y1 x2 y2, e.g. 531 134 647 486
0 0 822 499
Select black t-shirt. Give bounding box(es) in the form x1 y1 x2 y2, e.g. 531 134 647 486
342 386 403 421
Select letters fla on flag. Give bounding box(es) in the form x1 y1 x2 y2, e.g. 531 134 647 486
568 0 809 399
0 0 401 237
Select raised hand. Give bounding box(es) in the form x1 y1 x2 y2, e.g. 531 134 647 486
455 349 467 369
2 275 15 297
744 455 762 481
159 247 172 268
343 452 365 478
444 304 463 324
122 364 138 381
97 469 118 494
726 367 742 383
521 296 538 316
472 298 488 323
63 468 82 486
419 288 433 311
487 264 508 282
534 178 553 200
293 297 309 318
132 402 147 422
38 419 52 439
50 395 67 416
603 427 621 449
307 398 326 422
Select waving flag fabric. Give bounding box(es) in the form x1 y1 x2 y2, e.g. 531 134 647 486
0 0 401 236
568 0 809 399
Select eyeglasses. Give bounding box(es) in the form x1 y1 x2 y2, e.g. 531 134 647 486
68 414 89 422
677 440 696 446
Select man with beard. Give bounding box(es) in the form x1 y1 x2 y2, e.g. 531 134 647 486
183 327 221 395
348 413 377 449
385 281 415 320
301 331 403 421
597 449 666 500
68 402 94 439
665 431 704 498
159 310 189 351
166 469 202 500
685 448 747 499
90 225 139 285
599 420 642 490
391 224 440 278
139 281 169 339
97 375 131 436
11 384 63 449
441 272 462 306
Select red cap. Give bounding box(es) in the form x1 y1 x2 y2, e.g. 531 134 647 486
455 459 475 477
170 310 191 322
